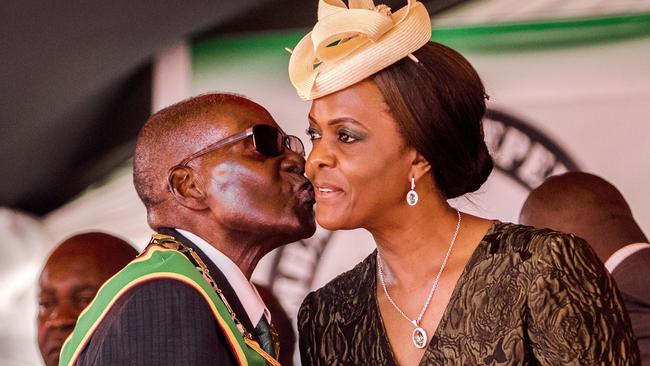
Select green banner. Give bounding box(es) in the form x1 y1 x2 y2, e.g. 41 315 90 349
192 11 650 65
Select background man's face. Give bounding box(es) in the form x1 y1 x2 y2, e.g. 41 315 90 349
37 254 109 366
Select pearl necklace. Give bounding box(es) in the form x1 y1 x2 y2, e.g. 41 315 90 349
377 209 461 349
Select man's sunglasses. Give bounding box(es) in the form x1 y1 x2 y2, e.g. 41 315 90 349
176 124 305 167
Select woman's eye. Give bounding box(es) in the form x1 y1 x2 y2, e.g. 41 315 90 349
306 127 321 141
338 131 358 143
338 128 365 143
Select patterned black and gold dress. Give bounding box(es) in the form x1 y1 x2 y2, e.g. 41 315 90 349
298 222 641 365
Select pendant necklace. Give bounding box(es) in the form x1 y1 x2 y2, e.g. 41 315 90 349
377 209 461 349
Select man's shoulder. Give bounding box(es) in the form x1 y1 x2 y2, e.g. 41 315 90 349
611 246 650 302
115 277 209 309
99 245 212 319
94 278 218 337
75 278 236 365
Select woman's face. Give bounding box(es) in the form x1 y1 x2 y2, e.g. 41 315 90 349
306 80 415 230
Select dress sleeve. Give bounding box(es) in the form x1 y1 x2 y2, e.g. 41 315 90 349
297 291 317 366
526 233 641 365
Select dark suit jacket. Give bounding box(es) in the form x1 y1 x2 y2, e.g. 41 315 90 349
74 228 258 366
611 246 650 365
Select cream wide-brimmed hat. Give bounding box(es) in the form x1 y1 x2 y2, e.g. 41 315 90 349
288 0 431 101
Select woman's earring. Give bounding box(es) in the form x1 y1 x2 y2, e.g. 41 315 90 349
406 176 419 206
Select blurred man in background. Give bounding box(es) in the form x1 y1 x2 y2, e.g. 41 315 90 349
520 172 649 363
37 232 137 366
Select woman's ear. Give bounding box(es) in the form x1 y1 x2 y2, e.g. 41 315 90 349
167 166 209 210
409 151 431 181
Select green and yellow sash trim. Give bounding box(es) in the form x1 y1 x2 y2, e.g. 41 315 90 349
59 237 271 366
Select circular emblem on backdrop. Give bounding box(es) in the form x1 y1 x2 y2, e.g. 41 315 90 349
267 108 580 319
483 109 579 190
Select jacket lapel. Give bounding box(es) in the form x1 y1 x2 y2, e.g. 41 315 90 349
157 228 256 332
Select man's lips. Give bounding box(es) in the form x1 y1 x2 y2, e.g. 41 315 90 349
296 180 316 204
46 344 62 362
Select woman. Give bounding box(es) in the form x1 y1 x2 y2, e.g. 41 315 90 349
288 0 640 365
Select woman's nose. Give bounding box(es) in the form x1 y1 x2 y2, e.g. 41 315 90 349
306 140 336 178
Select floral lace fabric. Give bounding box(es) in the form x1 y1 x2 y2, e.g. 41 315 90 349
298 222 640 365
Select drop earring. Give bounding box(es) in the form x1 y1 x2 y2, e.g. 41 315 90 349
406 176 418 206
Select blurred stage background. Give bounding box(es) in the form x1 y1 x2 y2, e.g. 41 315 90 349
2 1 649 364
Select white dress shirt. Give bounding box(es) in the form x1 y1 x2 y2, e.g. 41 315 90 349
176 229 271 325
605 242 650 273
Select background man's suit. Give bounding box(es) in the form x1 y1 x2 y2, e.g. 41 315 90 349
610 246 650 364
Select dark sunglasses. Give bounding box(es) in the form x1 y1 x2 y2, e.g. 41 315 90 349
176 124 305 167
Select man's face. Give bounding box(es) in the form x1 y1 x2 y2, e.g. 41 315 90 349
37 254 107 366
188 103 316 243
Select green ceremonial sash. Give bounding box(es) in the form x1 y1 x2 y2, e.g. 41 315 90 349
58 242 269 366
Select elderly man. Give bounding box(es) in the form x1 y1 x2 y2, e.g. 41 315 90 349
520 172 649 363
59 93 315 366
37 232 137 366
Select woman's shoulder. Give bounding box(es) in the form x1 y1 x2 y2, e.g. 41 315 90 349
486 221 599 267
299 251 376 317
487 221 590 251
488 221 577 241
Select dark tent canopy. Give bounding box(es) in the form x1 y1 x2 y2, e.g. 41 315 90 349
0 0 463 215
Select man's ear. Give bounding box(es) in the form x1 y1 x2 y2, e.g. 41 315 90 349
167 167 209 210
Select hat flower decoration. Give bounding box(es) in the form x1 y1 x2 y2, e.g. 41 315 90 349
288 0 432 100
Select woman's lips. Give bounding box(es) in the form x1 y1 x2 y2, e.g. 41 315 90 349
314 184 344 201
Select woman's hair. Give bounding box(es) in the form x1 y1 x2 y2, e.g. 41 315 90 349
372 42 493 199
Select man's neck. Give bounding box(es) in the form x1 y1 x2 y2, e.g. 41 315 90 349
174 227 273 279
588 221 648 264
175 229 272 325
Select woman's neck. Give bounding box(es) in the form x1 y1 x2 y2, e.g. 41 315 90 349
370 202 462 288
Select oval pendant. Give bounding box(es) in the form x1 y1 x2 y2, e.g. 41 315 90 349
412 326 428 349
406 190 419 206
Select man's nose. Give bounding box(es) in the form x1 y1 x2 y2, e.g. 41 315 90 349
280 148 306 175
47 302 78 329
